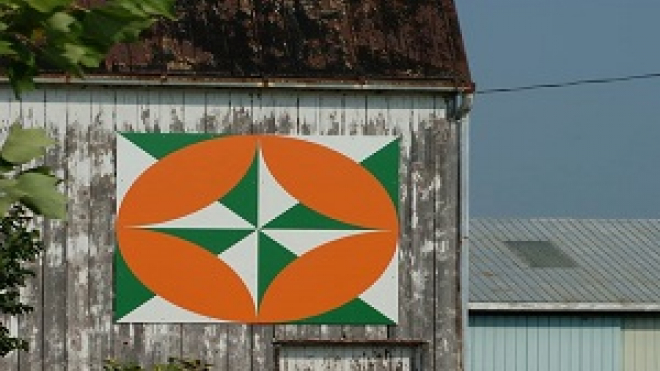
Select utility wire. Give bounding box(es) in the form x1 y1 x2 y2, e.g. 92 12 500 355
477 72 660 95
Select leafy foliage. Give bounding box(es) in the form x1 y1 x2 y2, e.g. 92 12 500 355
0 123 65 218
0 205 43 356
0 0 175 96
0 0 175 359
0 123 63 357
103 358 212 371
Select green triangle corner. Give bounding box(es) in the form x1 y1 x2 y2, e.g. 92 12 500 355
119 132 220 159
293 298 395 325
360 138 399 207
258 232 298 307
114 247 156 321
219 150 259 226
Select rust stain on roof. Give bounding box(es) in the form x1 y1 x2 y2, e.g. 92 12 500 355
97 0 471 86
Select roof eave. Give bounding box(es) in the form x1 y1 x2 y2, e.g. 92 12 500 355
469 302 660 313
14 75 474 93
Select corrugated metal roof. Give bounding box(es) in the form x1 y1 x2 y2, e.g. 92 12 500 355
469 219 660 311
85 0 471 87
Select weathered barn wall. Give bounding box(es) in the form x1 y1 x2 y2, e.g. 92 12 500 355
0 84 461 370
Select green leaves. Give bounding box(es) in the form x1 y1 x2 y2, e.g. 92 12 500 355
0 40 16 55
0 206 44 356
45 11 75 33
1 124 54 164
15 172 66 218
0 124 65 219
0 0 176 98
23 0 72 14
0 128 64 359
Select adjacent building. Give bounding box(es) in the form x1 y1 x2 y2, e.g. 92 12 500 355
469 218 660 371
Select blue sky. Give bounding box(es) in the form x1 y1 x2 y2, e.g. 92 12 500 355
456 1 660 218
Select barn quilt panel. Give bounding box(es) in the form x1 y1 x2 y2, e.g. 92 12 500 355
115 133 399 324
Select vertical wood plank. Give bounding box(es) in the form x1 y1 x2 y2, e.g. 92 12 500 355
228 90 253 135
318 92 346 342
43 87 68 371
88 87 117 368
253 90 301 367
298 93 318 135
340 92 368 341
363 93 392 341
0 87 20 371
65 88 92 371
197 89 232 371
179 88 215 367
251 91 273 371
432 96 459 371
344 93 365 136
113 88 146 365
365 93 393 135
225 89 253 371
274 92 297 136
132 87 168 367
140 88 185 365
320 94 344 136
270 91 300 342
277 91 321 342
388 94 414 342
298 93 319 135
163 89 186 133
205 89 232 134
17 89 46 371
409 95 436 371
356 345 368 370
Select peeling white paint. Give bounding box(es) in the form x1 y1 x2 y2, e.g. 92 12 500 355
0 85 461 371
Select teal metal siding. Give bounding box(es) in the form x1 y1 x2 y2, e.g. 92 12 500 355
469 315 622 371
623 317 660 371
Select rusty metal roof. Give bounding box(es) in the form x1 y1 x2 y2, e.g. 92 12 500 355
470 219 660 312
92 0 471 87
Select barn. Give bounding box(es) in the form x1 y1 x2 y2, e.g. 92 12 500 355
0 1 473 370
468 218 660 371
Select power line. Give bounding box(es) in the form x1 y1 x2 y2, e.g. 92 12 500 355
476 72 660 95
